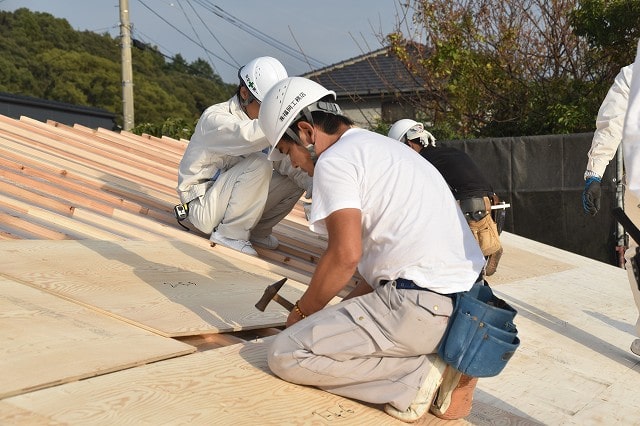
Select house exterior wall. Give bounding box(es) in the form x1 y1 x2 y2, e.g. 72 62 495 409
337 96 416 129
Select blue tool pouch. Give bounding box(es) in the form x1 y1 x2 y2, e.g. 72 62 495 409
438 281 520 377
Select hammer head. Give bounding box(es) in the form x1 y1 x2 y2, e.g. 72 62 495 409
255 277 292 311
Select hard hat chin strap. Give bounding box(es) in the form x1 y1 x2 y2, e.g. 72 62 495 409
284 127 318 163
284 100 341 164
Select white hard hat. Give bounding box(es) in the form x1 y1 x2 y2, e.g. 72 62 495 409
238 56 288 102
388 119 420 141
388 119 436 147
258 77 337 161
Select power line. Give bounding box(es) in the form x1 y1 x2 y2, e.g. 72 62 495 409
136 0 237 69
184 0 240 69
175 0 219 75
191 0 327 69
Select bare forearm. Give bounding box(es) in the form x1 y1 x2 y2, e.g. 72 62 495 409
343 281 373 301
298 249 356 314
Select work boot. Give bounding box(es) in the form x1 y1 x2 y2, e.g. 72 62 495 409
384 356 447 423
250 234 279 250
631 338 640 356
431 371 478 420
210 231 257 256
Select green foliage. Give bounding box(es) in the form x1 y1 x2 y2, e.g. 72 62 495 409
132 117 197 140
571 0 640 69
0 8 235 138
387 0 639 138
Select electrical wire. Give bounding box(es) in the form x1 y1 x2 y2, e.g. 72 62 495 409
184 0 240 68
136 0 237 69
191 0 326 68
175 0 219 75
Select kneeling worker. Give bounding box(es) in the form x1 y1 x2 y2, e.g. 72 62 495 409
389 119 504 276
258 77 485 422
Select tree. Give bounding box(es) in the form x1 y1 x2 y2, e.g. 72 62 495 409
387 0 636 138
0 9 235 137
570 0 640 75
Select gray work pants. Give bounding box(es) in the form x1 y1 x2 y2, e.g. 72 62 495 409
268 283 454 411
251 170 304 239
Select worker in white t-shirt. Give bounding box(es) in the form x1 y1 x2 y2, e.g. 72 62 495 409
257 76 485 423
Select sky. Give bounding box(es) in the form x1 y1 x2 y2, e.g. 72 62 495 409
1 0 410 84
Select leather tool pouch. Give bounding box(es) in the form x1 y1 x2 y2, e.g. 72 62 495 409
438 281 520 377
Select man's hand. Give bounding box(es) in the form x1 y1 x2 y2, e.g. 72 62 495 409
582 177 602 215
285 308 304 328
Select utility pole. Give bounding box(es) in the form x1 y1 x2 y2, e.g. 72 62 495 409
119 0 135 131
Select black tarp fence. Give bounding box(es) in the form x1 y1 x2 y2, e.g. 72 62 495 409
442 132 621 266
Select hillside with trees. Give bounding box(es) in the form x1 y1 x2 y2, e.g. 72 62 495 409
0 8 235 137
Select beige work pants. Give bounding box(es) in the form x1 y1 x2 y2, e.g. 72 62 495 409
268 283 454 411
187 154 271 241
624 190 640 336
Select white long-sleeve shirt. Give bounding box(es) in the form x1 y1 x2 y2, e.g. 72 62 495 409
177 95 311 204
585 64 634 179
623 43 640 198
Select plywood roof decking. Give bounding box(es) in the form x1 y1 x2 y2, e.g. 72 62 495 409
0 275 195 399
0 339 408 425
468 233 640 424
2 113 640 424
0 240 308 336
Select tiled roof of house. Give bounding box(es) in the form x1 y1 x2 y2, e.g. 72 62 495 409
303 46 424 97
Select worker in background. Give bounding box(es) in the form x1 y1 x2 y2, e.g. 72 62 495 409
259 77 485 423
582 63 640 357
388 119 503 276
176 56 312 256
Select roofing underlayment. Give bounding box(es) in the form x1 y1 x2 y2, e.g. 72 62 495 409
0 115 639 425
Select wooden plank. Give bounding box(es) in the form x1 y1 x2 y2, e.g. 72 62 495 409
0 134 178 205
0 127 176 197
16 116 177 182
0 210 71 240
0 240 308 336
51 122 181 169
0 276 195 399
0 194 124 240
0 339 442 425
0 148 175 223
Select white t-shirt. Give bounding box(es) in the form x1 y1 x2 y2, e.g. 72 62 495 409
309 128 484 294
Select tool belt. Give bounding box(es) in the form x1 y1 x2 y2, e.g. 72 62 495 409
458 196 491 221
438 280 520 377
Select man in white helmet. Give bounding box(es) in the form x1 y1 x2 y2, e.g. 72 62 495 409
581 62 640 357
258 76 485 422
176 56 312 256
388 119 503 276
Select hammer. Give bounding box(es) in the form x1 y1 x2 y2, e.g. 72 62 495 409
255 277 295 312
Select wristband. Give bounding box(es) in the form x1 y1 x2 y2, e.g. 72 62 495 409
293 300 307 319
